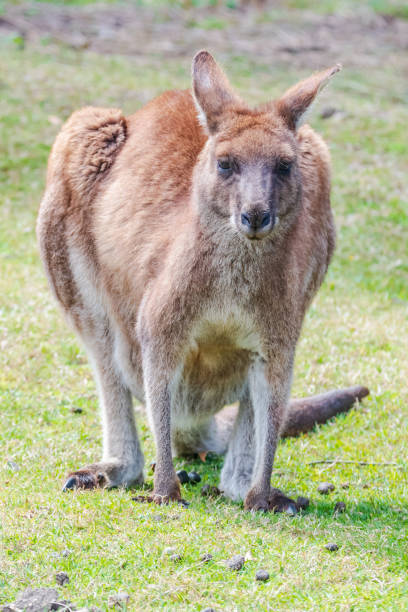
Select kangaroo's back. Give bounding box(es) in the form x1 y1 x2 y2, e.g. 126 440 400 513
37 90 206 314
37 106 127 311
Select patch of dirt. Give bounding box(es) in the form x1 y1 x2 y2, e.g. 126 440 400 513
2 2 408 70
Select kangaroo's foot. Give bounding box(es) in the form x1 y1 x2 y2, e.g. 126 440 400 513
132 480 188 507
132 494 188 507
244 487 297 515
132 468 187 506
63 459 144 491
132 495 189 508
151 473 183 504
268 488 298 514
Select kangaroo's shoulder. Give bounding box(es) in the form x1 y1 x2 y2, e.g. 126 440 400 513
125 89 207 163
297 124 331 180
296 124 332 215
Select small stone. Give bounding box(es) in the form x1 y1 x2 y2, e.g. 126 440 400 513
296 496 310 510
334 501 346 513
325 543 339 552
8 588 61 612
6 460 20 472
61 549 72 558
164 546 175 556
202 608 217 612
152 513 165 522
317 482 335 495
176 469 190 485
169 553 182 562
55 572 69 586
49 552 60 559
201 484 220 497
70 406 83 414
108 592 130 608
226 554 245 571
255 569 270 581
187 471 201 484
201 553 213 563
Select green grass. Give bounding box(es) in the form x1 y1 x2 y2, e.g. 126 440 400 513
282 0 408 18
1 1 408 610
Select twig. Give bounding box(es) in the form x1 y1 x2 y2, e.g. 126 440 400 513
307 459 403 468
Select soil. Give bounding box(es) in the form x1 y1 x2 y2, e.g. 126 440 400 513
1 2 407 71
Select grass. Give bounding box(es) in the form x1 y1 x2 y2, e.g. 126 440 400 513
1 1 408 610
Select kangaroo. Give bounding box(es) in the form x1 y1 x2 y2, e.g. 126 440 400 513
37 51 368 513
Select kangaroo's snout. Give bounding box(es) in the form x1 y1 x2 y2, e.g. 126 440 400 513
239 209 275 239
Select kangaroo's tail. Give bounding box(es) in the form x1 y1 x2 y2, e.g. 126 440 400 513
211 385 370 452
282 385 369 437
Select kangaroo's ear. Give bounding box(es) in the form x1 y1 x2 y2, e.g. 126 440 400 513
276 64 342 130
192 50 240 134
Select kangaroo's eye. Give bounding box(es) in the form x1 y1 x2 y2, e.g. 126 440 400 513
277 160 292 176
217 158 232 175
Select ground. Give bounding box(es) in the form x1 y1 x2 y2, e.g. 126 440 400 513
0 0 407 610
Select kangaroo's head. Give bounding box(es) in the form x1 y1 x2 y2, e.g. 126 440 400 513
192 51 341 241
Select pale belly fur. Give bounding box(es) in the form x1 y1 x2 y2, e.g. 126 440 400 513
171 310 262 425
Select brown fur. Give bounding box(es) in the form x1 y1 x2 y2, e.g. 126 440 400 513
37 52 367 511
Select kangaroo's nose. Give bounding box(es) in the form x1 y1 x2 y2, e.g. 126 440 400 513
240 211 271 232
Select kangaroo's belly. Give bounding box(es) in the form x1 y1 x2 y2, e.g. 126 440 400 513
173 313 262 420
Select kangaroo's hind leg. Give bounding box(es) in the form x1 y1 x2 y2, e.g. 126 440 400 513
36 105 143 490
63 331 144 491
220 384 296 514
219 387 255 501
60 249 144 491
